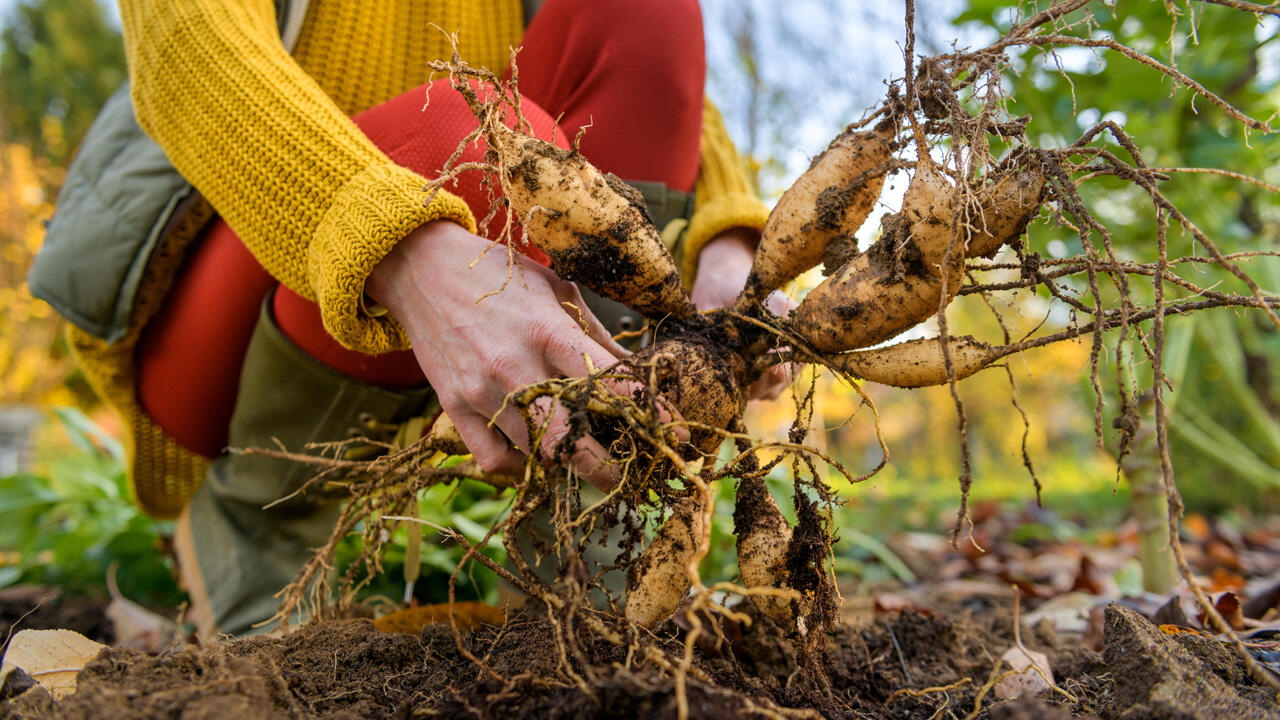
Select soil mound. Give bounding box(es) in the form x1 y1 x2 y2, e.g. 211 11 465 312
4 602 1276 719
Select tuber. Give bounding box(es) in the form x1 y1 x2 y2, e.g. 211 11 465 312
737 121 896 309
964 169 1047 259
432 59 1048 633
625 494 706 628
630 333 750 457
790 160 962 352
734 475 795 625
820 335 1000 388
493 125 695 321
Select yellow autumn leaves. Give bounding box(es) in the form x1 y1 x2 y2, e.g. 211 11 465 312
0 142 75 407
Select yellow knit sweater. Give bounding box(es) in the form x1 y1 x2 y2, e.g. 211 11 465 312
117 0 769 353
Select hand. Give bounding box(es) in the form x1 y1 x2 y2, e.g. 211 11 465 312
367 220 630 489
689 228 796 401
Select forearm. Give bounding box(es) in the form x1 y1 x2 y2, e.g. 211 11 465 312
118 0 475 351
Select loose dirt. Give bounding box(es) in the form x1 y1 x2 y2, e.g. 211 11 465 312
5 596 1276 719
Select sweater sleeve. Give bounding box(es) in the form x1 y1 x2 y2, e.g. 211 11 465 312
680 99 771 283
118 0 476 353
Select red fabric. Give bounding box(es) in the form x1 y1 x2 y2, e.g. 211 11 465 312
135 223 276 458
515 0 705 192
137 0 706 458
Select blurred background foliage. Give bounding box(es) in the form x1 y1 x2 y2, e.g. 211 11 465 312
1 0 123 165
0 0 1277 604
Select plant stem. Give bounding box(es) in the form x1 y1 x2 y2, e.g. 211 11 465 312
1123 396 1178 594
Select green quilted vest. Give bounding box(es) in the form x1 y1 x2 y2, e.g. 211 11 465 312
27 0 304 343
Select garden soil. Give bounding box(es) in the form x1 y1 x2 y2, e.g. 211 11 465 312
5 597 1278 719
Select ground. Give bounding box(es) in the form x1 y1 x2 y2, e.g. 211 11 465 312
3 595 1277 719
7 503 1280 720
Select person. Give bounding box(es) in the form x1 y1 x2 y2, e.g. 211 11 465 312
55 0 785 636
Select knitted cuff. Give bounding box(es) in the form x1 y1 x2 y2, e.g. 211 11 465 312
308 163 476 353
680 191 770 287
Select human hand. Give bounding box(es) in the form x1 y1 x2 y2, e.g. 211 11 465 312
367 220 633 489
688 228 795 400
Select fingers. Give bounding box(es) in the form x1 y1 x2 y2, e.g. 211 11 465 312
765 289 796 319
541 320 627 384
526 396 619 491
540 323 692 448
748 362 794 401
448 408 526 476
469 389 614 491
747 291 799 400
689 230 757 311
550 279 631 359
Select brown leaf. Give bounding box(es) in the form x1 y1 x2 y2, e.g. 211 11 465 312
1197 592 1246 631
1206 567 1246 594
1184 514 1211 543
993 644 1054 700
1083 604 1107 652
1071 555 1108 596
0 629 106 699
1206 540 1241 571
373 602 505 634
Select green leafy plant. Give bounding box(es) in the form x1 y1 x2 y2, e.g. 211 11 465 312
0 407 182 607
337 476 515 607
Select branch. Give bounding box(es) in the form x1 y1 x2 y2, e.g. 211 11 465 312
1199 0 1280 18
1024 34 1272 131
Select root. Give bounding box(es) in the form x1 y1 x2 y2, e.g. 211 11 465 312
256 2 1278 711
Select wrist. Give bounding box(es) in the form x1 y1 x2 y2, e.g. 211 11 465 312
366 219 468 318
697 227 758 272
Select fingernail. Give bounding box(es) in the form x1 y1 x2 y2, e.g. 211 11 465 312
672 422 691 444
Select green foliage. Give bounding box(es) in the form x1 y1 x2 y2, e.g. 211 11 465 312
0 407 182 607
0 0 125 163
958 1 1280 505
345 479 513 605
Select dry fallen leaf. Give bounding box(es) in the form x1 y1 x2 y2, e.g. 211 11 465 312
1024 591 1099 634
373 601 506 634
994 643 1054 699
106 563 180 652
1197 591 1247 631
994 588 1054 700
0 629 106 699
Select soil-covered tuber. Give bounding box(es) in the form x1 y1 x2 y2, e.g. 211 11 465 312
497 129 695 320
624 495 706 628
964 169 1047 259
737 121 896 309
790 160 962 352
734 475 795 625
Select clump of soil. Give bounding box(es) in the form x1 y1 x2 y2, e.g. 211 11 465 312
6 599 1273 719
